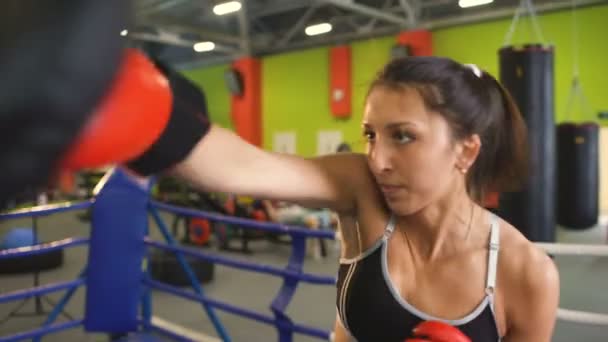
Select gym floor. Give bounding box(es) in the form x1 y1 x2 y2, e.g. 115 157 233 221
0 210 606 341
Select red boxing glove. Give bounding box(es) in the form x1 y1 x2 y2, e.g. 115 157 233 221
405 321 471 342
59 49 172 171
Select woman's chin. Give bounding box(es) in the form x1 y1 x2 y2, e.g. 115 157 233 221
385 198 418 216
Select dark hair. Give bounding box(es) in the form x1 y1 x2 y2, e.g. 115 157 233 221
336 142 352 153
368 56 529 203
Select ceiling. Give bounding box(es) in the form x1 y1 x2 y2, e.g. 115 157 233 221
127 0 607 68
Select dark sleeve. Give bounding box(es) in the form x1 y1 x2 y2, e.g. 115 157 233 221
126 60 211 176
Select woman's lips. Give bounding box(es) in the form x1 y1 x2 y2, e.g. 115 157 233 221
379 184 403 195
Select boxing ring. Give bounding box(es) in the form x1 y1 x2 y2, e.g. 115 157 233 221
0 167 607 341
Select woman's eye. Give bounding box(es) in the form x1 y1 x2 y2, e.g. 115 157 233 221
394 132 413 144
363 131 375 141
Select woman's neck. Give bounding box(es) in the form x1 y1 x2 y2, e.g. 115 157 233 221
398 190 478 262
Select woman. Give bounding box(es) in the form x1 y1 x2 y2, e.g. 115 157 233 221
4 51 558 340
165 57 559 341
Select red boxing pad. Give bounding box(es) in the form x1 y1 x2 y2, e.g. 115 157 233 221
60 49 172 171
405 321 471 342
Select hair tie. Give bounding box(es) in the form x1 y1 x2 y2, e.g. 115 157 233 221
464 63 483 78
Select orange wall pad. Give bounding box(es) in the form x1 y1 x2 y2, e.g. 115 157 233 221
231 57 262 146
329 46 352 118
396 29 433 56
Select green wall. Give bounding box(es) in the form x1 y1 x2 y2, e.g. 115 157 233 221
185 4 608 155
183 64 233 130
433 4 608 124
262 36 396 155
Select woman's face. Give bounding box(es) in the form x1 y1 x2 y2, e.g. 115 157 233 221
363 85 472 215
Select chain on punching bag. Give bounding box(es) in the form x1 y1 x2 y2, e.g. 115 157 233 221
555 1 600 230
497 45 556 243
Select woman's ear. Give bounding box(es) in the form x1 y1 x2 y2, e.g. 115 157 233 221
456 134 481 174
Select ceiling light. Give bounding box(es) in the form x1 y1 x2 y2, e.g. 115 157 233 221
193 41 215 52
213 1 242 15
458 0 494 8
305 23 332 36
120 29 128 36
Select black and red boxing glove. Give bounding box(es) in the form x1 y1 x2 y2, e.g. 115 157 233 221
405 321 471 342
59 48 211 177
125 57 212 176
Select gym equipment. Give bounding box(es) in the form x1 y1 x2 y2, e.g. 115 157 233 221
497 44 556 243
557 123 600 229
188 218 212 246
0 216 68 326
555 3 600 230
148 248 215 287
2 227 37 249
0 227 64 275
0 0 130 206
60 49 172 172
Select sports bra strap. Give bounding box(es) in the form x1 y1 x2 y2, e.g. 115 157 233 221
384 215 396 236
486 214 500 293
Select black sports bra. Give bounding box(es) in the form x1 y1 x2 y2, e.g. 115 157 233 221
336 214 501 342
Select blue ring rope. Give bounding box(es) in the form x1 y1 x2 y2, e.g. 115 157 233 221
150 200 335 239
144 239 335 285
0 237 89 260
0 200 93 220
0 279 84 304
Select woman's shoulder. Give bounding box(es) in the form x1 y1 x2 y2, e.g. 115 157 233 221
315 152 381 209
497 219 558 288
496 219 559 322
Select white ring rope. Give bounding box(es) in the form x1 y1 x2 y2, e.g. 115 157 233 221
535 242 608 257
557 308 608 326
531 241 608 325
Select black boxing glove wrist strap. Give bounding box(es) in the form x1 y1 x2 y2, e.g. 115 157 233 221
126 62 211 176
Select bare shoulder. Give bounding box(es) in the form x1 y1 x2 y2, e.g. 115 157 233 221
312 152 378 210
496 219 559 340
313 152 369 174
498 221 559 290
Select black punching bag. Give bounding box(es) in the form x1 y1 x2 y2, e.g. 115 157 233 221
497 45 556 242
557 123 599 229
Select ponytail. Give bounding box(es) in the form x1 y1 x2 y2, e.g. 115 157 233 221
472 75 529 200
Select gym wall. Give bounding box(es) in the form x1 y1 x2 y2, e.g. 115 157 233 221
433 4 607 125
183 64 233 130
261 36 397 156
184 4 608 155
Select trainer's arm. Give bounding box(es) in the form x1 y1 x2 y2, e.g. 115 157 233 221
171 124 364 213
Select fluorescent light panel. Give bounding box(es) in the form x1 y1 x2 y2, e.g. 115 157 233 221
193 41 215 52
305 23 332 36
213 1 242 15
458 0 494 8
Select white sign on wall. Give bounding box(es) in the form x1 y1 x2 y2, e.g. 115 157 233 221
273 131 296 154
317 130 343 156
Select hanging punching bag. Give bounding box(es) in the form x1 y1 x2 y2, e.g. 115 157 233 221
497 44 556 242
557 123 599 229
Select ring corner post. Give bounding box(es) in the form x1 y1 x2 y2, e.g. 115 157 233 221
84 167 150 335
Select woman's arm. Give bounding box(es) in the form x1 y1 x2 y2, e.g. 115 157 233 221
333 313 352 342
171 125 368 213
503 244 559 341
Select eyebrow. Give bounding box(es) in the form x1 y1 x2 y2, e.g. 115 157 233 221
362 121 417 129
